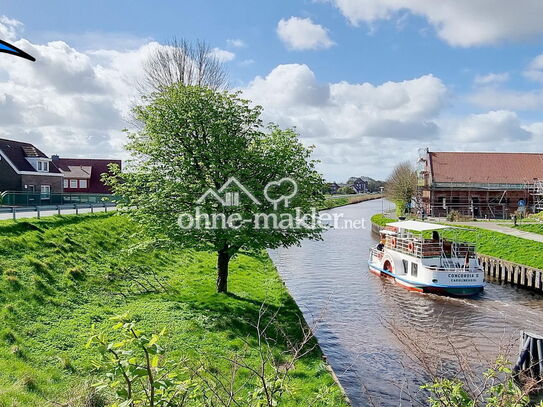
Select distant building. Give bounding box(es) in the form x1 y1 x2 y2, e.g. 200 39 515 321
419 150 543 218
0 137 121 203
327 182 340 194
0 138 63 200
52 156 121 194
352 178 368 193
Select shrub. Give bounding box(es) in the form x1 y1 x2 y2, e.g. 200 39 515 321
25 256 50 275
58 356 75 372
3 270 20 288
10 345 24 358
66 266 85 280
18 374 38 392
1 329 17 344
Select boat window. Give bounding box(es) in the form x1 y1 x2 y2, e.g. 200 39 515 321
411 262 418 277
402 260 409 274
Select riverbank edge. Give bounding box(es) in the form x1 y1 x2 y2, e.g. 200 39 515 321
370 214 543 293
321 194 383 211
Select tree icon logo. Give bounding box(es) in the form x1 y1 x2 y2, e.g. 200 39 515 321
264 178 298 210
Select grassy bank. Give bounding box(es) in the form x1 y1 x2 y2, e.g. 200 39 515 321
0 214 347 405
513 223 543 235
370 214 543 270
321 194 382 210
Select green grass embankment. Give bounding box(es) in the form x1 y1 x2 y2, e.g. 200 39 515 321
321 194 382 210
0 213 347 405
512 223 543 236
370 214 543 270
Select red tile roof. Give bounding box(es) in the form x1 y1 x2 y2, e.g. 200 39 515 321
53 158 121 194
429 152 543 184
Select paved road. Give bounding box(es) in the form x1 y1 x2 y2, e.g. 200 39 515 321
450 221 543 243
0 206 117 221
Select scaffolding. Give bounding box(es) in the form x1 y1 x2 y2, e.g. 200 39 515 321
530 179 543 213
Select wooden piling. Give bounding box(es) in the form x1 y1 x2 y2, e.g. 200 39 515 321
477 253 543 293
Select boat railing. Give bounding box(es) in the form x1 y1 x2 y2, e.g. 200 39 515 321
385 236 476 259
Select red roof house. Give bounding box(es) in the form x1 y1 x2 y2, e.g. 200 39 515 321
52 156 121 194
420 151 543 218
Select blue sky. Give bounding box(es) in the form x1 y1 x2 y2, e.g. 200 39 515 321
1 0 543 180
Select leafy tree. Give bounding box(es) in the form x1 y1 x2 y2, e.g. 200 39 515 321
384 161 417 216
106 85 325 293
337 186 355 195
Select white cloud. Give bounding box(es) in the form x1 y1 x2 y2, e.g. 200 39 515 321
474 72 509 85
239 59 255 67
277 17 335 50
468 88 543 111
524 54 543 83
329 0 543 47
0 15 23 41
450 110 532 142
469 56 543 111
243 64 449 178
242 64 543 179
0 21 162 159
227 39 245 48
209 47 235 62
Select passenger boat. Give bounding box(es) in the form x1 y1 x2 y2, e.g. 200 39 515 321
368 220 484 296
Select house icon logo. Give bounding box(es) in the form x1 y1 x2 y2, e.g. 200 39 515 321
196 177 261 207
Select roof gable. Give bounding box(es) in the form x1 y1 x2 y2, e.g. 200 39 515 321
0 138 61 173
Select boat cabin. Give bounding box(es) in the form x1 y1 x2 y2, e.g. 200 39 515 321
380 220 476 269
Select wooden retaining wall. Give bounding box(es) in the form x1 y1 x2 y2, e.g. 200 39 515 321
478 254 543 292
371 221 543 293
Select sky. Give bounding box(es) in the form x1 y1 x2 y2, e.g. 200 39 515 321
1 0 543 181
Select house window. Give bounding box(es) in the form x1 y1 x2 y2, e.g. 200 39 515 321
70 179 78 188
40 185 51 199
411 262 418 277
63 179 68 189
79 179 88 189
36 161 49 172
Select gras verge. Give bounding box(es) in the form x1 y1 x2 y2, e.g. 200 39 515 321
321 194 382 210
370 214 543 270
0 213 348 406
512 223 543 236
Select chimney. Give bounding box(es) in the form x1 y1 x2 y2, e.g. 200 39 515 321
51 154 59 161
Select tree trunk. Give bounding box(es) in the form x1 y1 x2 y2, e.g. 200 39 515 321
217 248 230 293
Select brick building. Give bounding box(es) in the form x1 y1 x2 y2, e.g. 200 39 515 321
418 150 543 219
0 138 63 201
0 138 121 203
52 156 121 194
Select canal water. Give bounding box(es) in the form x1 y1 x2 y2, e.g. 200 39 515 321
268 199 543 406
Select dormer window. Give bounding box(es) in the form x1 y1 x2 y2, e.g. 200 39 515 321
36 161 49 172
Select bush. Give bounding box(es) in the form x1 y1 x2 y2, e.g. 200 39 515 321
66 266 84 280
422 357 542 407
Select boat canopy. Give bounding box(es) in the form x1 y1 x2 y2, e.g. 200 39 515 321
386 220 456 232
